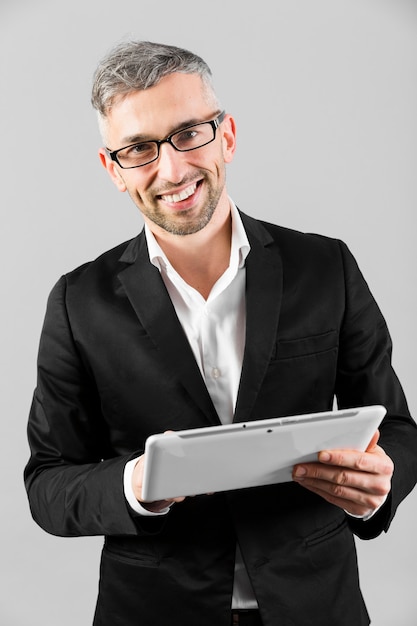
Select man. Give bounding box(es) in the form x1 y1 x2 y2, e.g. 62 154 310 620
25 40 417 626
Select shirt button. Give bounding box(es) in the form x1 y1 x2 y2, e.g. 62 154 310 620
211 367 221 379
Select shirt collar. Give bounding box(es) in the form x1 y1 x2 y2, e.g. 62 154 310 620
145 199 250 272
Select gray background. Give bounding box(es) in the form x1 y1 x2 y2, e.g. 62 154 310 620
1 0 416 624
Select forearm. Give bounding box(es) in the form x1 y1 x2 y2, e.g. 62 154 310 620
25 453 139 537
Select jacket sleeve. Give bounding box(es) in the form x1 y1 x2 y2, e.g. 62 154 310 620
335 240 417 539
24 276 165 538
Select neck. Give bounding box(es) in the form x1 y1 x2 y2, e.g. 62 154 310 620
146 197 232 299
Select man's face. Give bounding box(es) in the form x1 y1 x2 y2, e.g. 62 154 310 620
100 73 236 237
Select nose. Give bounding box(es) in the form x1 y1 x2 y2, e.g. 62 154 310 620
156 141 187 183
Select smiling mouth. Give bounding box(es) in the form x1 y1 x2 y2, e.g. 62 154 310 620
159 182 199 204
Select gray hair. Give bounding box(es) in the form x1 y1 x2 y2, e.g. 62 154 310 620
91 40 220 117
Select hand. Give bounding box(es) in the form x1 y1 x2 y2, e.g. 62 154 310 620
292 431 394 517
132 453 186 514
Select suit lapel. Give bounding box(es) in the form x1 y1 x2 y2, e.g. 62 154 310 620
117 212 283 428
118 233 220 427
234 213 283 422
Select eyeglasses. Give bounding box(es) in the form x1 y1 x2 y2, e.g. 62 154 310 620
106 111 226 169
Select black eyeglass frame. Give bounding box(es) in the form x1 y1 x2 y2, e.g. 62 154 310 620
105 110 226 169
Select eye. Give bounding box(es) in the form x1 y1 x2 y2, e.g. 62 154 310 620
176 129 199 144
126 142 154 156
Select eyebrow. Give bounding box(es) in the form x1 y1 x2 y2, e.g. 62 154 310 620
118 117 209 147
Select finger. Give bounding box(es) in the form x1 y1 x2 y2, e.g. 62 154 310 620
296 481 382 517
293 463 391 513
294 462 391 496
317 447 393 476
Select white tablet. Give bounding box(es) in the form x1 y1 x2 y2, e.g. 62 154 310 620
141 405 386 502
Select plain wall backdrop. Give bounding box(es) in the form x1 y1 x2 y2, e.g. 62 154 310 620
1 0 416 624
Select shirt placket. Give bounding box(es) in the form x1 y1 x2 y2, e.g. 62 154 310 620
200 303 232 425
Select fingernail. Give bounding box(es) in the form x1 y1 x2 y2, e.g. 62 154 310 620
319 452 331 462
294 466 307 478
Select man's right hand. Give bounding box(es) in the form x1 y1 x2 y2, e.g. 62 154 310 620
132 454 186 513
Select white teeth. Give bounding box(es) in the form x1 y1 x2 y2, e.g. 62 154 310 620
161 183 197 203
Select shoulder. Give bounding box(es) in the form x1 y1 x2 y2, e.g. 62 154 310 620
239 209 347 263
67 236 140 282
46 232 145 307
238 210 367 296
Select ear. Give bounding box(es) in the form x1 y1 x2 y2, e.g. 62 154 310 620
98 148 127 192
221 114 237 164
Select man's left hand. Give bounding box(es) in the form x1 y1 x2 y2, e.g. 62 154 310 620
292 431 394 518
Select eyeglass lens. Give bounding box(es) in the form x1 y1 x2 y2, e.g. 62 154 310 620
116 121 217 168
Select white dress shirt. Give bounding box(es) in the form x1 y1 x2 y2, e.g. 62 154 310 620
124 201 258 608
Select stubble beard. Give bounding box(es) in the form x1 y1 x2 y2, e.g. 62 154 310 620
136 172 226 236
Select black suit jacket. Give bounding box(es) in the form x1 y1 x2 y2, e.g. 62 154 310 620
25 211 417 626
